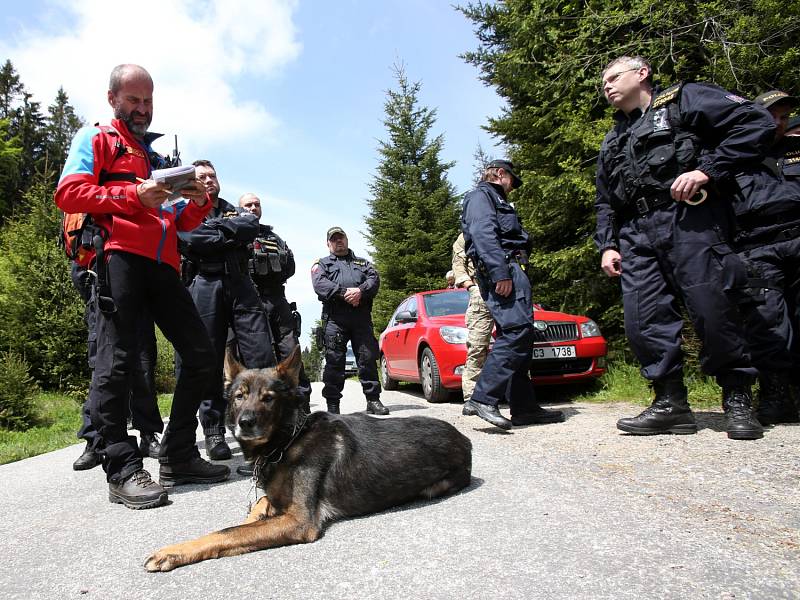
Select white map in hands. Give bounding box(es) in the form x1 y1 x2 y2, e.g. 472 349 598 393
151 165 196 202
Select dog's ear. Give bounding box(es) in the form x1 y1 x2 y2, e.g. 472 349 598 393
276 345 302 387
224 345 245 385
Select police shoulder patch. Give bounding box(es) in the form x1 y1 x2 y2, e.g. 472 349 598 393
724 94 747 105
652 82 682 109
785 150 800 165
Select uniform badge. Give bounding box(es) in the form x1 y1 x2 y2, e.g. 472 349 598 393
652 108 670 132
724 94 747 104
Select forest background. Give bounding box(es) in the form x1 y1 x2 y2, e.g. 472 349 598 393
0 1 798 450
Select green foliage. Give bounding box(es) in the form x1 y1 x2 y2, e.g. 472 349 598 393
366 65 462 331
0 118 21 216
0 350 39 430
458 0 800 349
154 327 176 393
0 183 89 393
302 319 325 381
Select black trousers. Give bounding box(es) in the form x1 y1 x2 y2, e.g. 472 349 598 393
179 271 275 435
322 311 380 403
618 200 755 387
90 252 214 482
260 289 312 403
71 264 163 449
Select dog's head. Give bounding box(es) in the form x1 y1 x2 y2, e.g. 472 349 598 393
224 346 303 454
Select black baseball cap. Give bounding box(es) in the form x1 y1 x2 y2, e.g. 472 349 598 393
754 90 799 110
487 159 522 189
327 226 346 240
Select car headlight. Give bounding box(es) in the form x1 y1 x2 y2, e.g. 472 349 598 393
580 320 602 338
439 326 468 344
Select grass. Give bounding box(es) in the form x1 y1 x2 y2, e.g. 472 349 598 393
1 363 728 465
0 393 174 466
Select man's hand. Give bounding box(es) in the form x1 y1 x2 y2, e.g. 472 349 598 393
670 170 709 202
494 279 512 297
136 180 173 208
179 180 208 206
601 248 622 277
343 287 362 306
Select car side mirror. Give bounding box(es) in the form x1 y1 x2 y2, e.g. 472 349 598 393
395 310 417 323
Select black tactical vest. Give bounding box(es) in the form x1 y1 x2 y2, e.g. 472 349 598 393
604 83 700 208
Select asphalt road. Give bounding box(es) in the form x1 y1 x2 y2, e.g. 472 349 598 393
2 381 798 600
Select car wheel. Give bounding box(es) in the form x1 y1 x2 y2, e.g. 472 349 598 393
420 347 449 403
380 354 399 391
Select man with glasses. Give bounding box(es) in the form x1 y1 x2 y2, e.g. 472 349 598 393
594 56 775 440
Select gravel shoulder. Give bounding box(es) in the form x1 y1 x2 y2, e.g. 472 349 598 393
2 381 798 600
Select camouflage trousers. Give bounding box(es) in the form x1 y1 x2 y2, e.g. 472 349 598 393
462 285 494 401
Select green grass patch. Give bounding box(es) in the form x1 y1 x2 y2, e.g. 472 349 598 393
0 392 83 464
0 392 175 466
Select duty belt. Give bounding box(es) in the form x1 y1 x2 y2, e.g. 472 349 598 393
734 224 800 252
197 258 245 276
632 191 673 216
505 250 528 265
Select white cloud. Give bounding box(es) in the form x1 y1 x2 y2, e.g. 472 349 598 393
0 0 300 150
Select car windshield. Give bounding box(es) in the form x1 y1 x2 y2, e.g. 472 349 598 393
423 290 469 317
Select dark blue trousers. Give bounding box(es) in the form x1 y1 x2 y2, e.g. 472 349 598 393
322 312 380 402
618 201 755 387
472 262 539 415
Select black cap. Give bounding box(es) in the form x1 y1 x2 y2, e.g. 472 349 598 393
326 226 346 240
487 159 522 189
754 90 799 110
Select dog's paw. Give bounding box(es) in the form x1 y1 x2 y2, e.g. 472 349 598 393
144 548 183 572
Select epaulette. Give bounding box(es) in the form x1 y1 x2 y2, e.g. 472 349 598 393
652 82 683 109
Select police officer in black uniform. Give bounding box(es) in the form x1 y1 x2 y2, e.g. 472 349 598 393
728 90 800 425
311 227 388 415
461 160 564 430
179 160 276 459
594 55 775 440
238 192 312 409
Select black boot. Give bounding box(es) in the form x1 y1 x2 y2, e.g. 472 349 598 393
617 377 697 435
463 399 512 430
723 386 764 440
366 398 389 415
73 443 100 471
138 432 161 459
205 433 232 460
756 372 799 425
511 404 565 426
326 400 340 414
159 456 230 488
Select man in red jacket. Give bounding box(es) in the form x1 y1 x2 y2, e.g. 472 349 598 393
55 64 229 509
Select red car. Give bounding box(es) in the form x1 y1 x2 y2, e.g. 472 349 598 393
379 288 607 402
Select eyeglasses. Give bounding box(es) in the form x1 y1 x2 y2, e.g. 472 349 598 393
601 67 640 88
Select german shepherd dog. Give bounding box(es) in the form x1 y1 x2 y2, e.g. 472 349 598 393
144 346 472 572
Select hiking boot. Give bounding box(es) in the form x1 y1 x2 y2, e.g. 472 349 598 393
756 372 799 425
723 387 764 440
511 405 565 426
108 469 168 510
138 432 161 459
205 433 232 460
617 377 697 435
159 456 231 488
73 443 100 471
463 399 512 430
366 399 389 415
326 400 340 414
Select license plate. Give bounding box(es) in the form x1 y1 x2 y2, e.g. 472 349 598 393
531 345 576 359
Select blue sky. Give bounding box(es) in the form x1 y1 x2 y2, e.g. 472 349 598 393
0 0 505 346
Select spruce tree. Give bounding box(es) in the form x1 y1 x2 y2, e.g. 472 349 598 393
0 60 23 120
45 87 84 177
365 66 461 331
